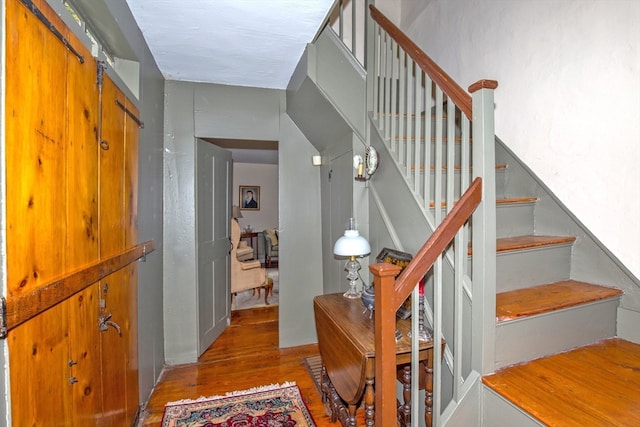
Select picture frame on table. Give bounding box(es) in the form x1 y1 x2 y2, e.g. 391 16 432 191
376 247 414 319
239 186 260 210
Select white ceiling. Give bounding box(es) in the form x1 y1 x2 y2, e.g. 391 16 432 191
122 0 335 163
124 0 335 90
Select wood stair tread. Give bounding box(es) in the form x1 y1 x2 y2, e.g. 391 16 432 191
496 235 576 252
483 338 640 426
496 196 538 205
410 163 507 172
469 235 576 256
429 196 537 209
496 280 623 322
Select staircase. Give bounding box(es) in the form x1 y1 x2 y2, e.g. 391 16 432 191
375 101 639 425
288 1 640 424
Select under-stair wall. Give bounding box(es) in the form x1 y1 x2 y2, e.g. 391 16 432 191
287 29 366 149
287 26 373 297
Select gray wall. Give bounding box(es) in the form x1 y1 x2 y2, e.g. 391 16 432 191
163 81 200 364
278 114 324 347
163 82 324 359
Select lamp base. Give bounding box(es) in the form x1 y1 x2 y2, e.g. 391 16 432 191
343 281 361 299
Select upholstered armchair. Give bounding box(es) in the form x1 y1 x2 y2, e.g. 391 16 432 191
231 219 267 301
235 233 254 261
232 206 253 261
263 229 279 268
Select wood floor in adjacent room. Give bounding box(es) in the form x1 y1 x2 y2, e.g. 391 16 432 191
138 305 350 426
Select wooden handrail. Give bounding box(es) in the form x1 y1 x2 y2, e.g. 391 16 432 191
370 177 482 426
0 240 156 338
369 4 473 119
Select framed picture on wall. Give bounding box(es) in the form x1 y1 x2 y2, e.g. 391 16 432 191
239 185 260 210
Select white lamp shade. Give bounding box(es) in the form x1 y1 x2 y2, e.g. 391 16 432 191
333 229 371 257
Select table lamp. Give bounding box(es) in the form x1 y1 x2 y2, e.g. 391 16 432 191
333 218 371 299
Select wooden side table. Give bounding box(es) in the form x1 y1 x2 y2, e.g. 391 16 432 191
240 231 259 260
314 293 440 427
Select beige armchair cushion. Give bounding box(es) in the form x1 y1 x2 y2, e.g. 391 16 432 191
230 219 266 294
236 240 253 261
264 228 278 246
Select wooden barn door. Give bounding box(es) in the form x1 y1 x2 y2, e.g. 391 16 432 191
98 76 141 425
4 0 141 424
6 0 91 423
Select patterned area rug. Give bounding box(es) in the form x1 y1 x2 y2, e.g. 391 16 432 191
161 382 315 426
233 268 279 310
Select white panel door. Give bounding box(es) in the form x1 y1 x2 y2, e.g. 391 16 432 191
196 138 232 355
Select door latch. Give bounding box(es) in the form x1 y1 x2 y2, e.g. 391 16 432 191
98 313 122 336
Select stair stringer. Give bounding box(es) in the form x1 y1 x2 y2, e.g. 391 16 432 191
482 386 544 427
286 27 367 155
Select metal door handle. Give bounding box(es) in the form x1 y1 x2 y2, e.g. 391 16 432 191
99 313 122 335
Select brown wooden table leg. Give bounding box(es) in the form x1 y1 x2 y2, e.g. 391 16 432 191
323 366 356 427
364 377 375 426
320 364 329 404
425 356 433 427
347 404 357 427
398 365 411 427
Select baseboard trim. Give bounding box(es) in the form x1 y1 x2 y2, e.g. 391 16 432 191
617 307 640 344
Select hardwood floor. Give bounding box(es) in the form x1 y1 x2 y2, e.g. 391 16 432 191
138 305 348 426
138 303 640 426
483 338 640 426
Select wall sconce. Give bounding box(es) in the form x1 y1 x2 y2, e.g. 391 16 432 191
312 155 322 166
353 146 379 181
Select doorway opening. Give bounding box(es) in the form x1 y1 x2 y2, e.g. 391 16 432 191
203 138 279 312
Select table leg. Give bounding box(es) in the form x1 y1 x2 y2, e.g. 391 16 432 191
320 364 329 404
364 377 375 427
398 365 411 427
347 404 357 427
322 364 356 427
425 357 433 427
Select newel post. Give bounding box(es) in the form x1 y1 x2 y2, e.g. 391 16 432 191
370 262 402 426
469 79 498 376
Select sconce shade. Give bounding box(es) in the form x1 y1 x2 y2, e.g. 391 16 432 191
232 205 243 219
333 229 371 257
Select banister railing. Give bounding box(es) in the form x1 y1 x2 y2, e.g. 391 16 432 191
370 178 482 426
363 3 497 426
369 5 472 119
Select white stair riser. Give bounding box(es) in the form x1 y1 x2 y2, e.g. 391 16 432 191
496 202 535 238
496 244 572 292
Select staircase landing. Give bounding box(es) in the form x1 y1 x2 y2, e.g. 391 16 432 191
483 338 640 426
